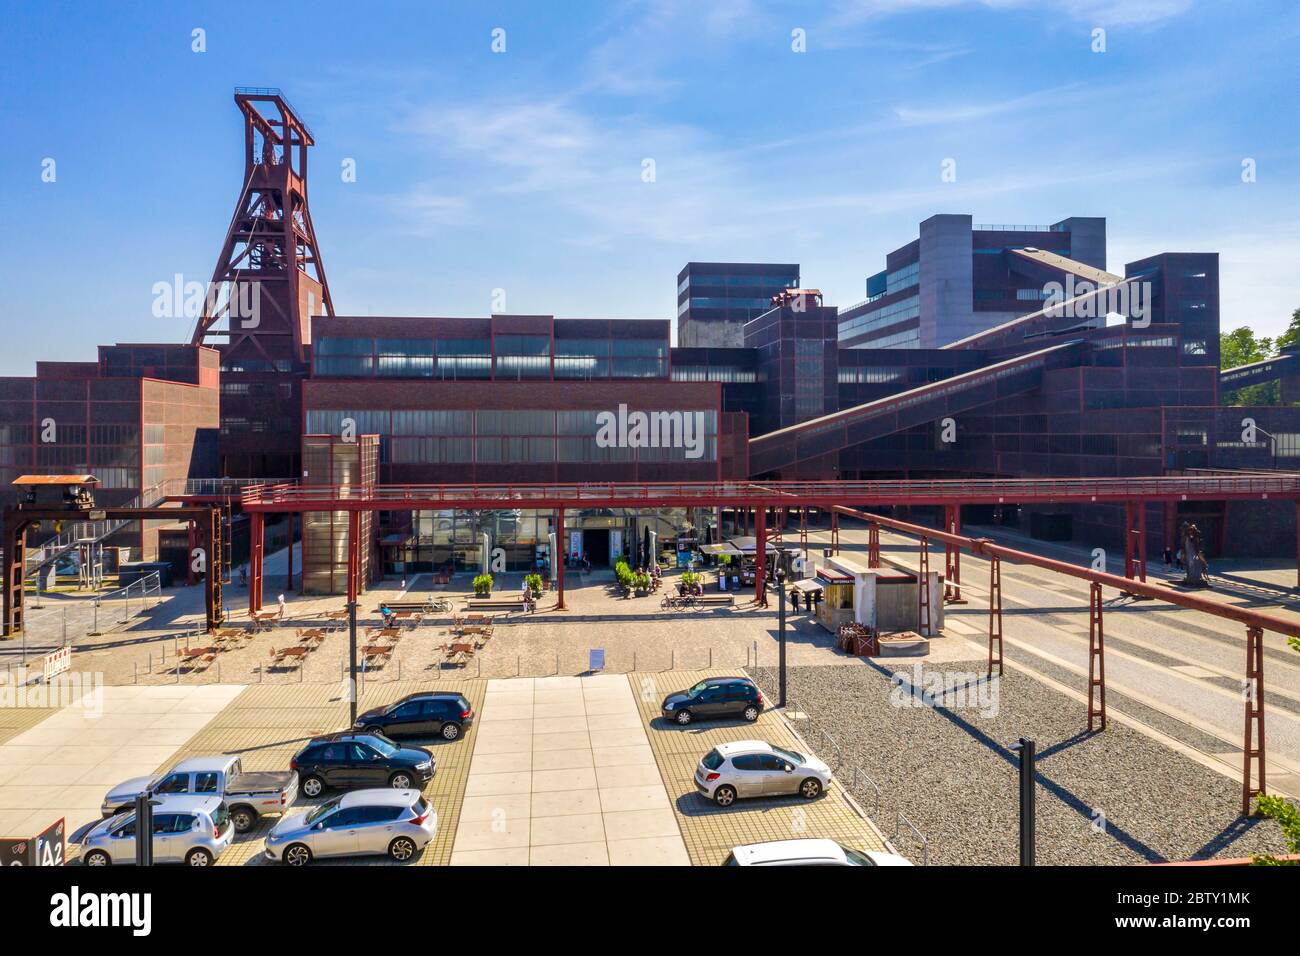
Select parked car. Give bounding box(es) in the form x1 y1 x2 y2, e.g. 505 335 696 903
81 795 233 866
661 676 763 725
263 789 437 865
723 839 914 866
695 740 831 806
354 691 474 741
100 755 298 834
291 732 434 798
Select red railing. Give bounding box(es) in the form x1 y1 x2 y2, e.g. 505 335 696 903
238 474 1300 510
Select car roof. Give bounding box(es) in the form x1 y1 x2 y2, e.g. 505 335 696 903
150 794 224 814
337 788 421 809
169 756 234 774
309 731 384 743
730 839 847 865
394 691 464 703
714 739 775 757
699 676 751 686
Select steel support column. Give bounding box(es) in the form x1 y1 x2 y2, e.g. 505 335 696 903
755 506 767 606
346 510 360 605
1243 625 1266 814
918 537 931 636
988 554 1003 677
1136 501 1147 583
1295 501 1300 589
556 508 566 610
286 513 295 592
831 511 840 555
867 523 880 568
1124 501 1135 580
187 520 198 587
944 504 963 603
799 508 807 550
248 511 265 614
1087 582 1106 732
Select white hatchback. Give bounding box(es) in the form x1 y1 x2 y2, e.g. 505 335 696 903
724 839 914 866
695 740 832 806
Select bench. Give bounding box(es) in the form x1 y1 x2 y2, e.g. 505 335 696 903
696 595 735 607
465 599 525 612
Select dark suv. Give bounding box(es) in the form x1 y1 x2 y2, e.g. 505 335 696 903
660 677 764 726
290 733 435 799
354 692 474 741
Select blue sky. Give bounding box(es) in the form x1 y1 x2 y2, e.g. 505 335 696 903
1 0 1298 374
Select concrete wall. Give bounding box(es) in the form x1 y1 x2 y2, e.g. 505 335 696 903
919 214 975 347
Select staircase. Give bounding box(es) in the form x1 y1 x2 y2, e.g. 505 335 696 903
19 481 170 581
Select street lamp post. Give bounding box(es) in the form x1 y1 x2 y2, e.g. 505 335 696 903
347 599 358 727
775 565 787 708
1011 737 1036 866
133 788 156 866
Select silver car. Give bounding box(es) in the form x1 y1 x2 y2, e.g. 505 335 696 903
80 795 234 866
263 788 436 865
695 740 832 806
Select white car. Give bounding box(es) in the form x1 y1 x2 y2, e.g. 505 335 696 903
724 839 914 866
263 788 437 866
80 795 234 866
695 740 832 806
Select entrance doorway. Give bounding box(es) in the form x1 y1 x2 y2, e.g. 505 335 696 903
584 528 610 566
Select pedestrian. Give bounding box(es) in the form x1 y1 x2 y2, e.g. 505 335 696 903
1162 547 1172 570
239 565 247 588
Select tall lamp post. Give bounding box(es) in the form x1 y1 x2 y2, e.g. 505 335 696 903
775 565 787 708
347 600 358 727
133 788 157 866
1011 738 1036 866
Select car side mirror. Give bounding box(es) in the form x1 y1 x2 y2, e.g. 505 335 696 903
784 764 794 772
312 822 324 830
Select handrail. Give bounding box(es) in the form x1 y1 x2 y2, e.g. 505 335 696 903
237 474 1300 509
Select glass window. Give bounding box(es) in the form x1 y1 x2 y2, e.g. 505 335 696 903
156 773 189 794
194 772 220 793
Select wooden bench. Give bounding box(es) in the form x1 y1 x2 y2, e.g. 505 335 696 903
697 595 735 607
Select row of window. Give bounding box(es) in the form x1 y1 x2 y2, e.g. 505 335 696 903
671 365 758 383
838 295 921 340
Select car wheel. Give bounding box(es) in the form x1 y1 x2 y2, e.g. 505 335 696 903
675 709 693 726
185 848 214 867
283 843 312 867
389 772 414 789
230 806 256 833
300 774 324 798
83 849 110 867
388 837 418 862
800 778 823 800
363 725 385 737
713 785 737 807
742 705 760 722
441 722 461 741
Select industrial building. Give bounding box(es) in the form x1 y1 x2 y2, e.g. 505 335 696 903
5 88 1300 598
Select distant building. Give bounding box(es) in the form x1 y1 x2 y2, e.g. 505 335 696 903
838 214 1109 349
676 261 799 348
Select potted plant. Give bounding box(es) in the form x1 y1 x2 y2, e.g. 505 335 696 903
633 570 652 595
524 572 543 594
472 573 494 597
681 569 702 595
614 560 634 597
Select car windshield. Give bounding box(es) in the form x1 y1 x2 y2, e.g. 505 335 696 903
305 798 341 824
772 746 804 765
841 846 875 866
701 749 724 770
362 735 399 756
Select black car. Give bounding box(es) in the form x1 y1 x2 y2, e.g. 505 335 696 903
660 677 764 726
290 733 435 798
354 692 475 741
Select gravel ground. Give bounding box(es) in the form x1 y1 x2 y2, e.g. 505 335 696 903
748 662 1297 865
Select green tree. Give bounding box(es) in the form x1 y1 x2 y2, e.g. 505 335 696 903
1220 326 1279 405
1274 307 1300 352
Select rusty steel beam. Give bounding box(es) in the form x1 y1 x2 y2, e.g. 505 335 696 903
832 505 1300 638
1243 626 1266 815
1088 582 1106 732
988 554 1003 677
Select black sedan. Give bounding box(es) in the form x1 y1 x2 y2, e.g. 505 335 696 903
660 676 764 726
354 692 475 742
290 733 435 798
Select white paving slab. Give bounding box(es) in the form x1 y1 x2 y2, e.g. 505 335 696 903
451 674 689 866
0 684 245 838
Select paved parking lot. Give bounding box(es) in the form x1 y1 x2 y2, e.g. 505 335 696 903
631 669 890 865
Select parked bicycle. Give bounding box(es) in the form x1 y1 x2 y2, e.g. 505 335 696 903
660 592 701 611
